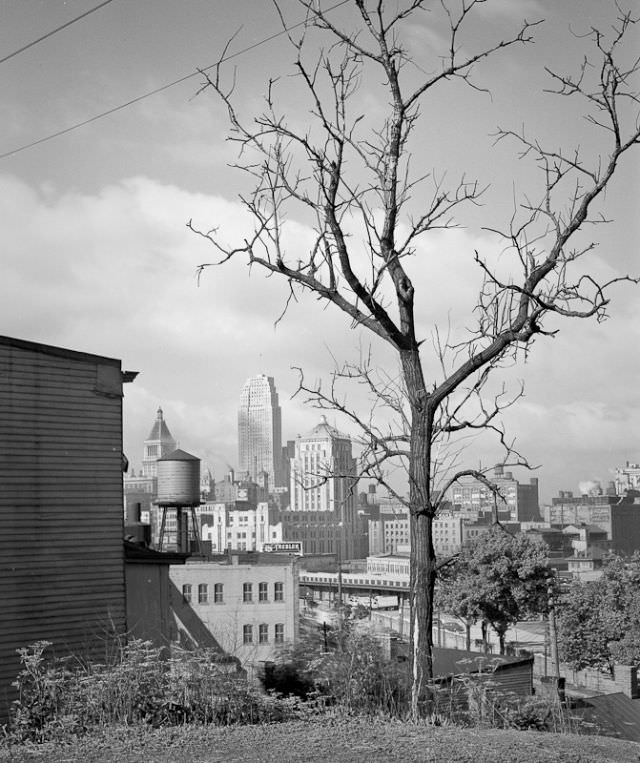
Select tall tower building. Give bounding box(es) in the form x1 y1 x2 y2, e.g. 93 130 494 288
142 407 177 478
283 416 359 557
238 375 282 490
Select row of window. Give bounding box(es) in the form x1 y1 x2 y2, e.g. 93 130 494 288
243 623 285 645
181 582 284 604
244 581 284 602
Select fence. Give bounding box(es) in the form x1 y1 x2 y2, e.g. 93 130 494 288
533 655 638 698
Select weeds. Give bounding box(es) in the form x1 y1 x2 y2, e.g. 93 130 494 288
5 639 307 744
3 635 591 749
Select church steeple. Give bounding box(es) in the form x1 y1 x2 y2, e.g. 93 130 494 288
142 407 177 478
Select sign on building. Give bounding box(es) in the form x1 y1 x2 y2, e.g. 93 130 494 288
263 541 303 555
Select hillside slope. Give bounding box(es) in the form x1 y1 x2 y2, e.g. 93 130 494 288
2 718 640 762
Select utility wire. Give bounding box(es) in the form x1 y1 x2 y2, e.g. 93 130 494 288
0 0 117 66
0 0 350 161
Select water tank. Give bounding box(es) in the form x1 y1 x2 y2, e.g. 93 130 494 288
156 449 201 506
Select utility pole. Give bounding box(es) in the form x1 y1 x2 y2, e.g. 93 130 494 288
548 579 560 680
336 519 344 607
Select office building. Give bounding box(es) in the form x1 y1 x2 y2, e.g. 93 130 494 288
284 416 358 557
238 375 283 490
449 464 540 522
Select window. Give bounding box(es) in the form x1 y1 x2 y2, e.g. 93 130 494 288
274 582 284 601
259 582 268 602
214 583 223 604
275 623 284 644
198 584 208 604
243 582 253 603
182 584 192 603
243 625 253 644
259 624 269 644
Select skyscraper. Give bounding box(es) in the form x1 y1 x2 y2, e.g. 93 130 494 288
238 375 282 490
282 416 359 557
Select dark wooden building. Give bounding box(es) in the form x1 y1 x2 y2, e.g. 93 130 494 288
0 336 135 719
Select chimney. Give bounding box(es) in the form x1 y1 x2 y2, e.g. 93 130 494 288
126 501 142 524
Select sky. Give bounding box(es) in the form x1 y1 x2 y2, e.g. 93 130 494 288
1 0 638 503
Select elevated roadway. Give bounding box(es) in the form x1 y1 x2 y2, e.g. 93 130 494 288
299 570 409 598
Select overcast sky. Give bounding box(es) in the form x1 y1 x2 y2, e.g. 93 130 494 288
1 0 638 503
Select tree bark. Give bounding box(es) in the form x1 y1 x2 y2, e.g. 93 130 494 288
403 348 437 719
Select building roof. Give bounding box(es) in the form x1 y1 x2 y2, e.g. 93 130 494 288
432 647 533 677
123 540 188 565
146 407 175 442
302 415 350 441
0 334 129 369
158 448 200 462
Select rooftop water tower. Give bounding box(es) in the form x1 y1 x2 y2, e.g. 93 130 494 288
155 449 201 553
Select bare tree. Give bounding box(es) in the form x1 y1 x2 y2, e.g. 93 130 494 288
191 0 640 717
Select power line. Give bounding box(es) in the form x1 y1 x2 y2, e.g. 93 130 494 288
0 0 350 162
0 0 117 66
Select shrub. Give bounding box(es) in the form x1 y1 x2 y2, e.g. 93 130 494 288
5 639 308 744
264 628 411 717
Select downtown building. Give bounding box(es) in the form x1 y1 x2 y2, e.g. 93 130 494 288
448 464 540 522
545 489 640 556
124 408 177 503
238 375 283 491
280 416 361 558
169 553 298 681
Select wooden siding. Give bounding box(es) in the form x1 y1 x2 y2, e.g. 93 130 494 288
0 337 127 719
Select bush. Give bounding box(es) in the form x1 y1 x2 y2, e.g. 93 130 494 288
3 634 591 746
263 628 410 717
5 639 309 744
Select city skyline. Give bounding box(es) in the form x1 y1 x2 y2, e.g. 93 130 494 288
0 1 638 503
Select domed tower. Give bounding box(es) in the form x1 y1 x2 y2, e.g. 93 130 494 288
142 407 177 479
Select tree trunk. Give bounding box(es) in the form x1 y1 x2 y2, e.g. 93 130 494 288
409 510 436 718
465 622 472 652
498 629 506 655
402 348 437 720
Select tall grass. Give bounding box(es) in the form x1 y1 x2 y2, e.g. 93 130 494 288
5 639 308 743
3 634 590 746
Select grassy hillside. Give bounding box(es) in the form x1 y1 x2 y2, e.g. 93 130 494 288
2 718 639 763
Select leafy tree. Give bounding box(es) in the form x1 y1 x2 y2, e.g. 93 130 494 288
440 528 553 654
193 1 640 716
558 553 640 673
436 560 483 652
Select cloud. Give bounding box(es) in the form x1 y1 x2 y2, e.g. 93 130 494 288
0 172 636 501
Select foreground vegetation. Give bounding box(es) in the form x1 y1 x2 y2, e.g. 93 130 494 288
0 633 585 744
3 633 640 762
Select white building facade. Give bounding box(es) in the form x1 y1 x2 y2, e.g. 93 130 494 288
199 502 283 553
169 555 298 678
287 417 358 557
